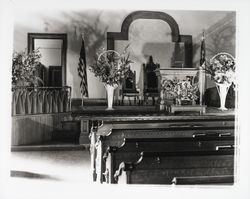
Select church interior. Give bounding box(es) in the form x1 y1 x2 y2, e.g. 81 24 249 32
4 1 250 197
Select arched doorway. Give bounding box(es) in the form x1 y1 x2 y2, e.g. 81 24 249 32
107 10 192 67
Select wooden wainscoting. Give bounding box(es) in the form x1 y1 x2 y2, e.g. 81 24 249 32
11 113 71 146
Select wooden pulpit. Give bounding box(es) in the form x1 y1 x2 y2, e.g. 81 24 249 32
155 67 206 114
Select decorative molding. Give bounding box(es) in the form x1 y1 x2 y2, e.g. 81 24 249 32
106 10 193 67
27 33 68 86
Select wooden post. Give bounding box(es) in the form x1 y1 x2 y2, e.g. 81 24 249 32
79 120 90 145
155 69 165 111
199 67 205 105
90 127 97 181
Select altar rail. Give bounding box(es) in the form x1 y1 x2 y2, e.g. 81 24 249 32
12 86 72 116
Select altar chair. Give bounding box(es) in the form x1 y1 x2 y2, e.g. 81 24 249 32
143 56 160 105
120 68 139 105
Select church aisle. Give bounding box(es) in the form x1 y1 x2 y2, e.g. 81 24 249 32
10 150 91 183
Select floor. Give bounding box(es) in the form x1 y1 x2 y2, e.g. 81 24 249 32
1 144 241 199
1 149 95 199
10 150 91 183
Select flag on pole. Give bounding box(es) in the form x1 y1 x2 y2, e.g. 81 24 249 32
200 31 206 67
78 35 88 98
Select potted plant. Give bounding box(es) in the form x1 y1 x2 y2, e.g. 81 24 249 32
12 49 43 87
205 52 235 110
89 46 132 110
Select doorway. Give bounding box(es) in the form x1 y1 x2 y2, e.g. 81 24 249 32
27 33 67 87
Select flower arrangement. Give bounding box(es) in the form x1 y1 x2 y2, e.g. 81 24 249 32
205 52 235 84
89 46 133 86
162 77 199 104
173 79 199 103
12 49 43 87
161 79 177 100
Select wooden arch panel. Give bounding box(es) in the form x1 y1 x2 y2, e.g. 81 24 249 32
107 10 193 67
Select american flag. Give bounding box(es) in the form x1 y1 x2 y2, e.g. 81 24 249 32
78 36 88 98
200 31 206 67
199 31 206 105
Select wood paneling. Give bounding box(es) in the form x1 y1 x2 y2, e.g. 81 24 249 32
11 113 70 146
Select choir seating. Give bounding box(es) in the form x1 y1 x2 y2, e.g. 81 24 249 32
93 115 235 184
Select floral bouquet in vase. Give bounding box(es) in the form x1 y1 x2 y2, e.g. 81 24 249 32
205 52 235 110
89 45 132 110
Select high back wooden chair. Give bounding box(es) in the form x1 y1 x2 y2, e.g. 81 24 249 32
143 56 160 105
120 68 139 105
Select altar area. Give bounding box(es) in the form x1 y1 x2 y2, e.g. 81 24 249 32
10 8 237 186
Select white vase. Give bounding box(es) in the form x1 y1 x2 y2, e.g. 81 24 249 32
215 82 231 111
105 84 118 110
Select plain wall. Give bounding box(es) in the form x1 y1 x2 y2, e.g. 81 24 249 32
13 9 235 98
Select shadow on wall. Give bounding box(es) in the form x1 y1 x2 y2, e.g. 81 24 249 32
191 13 236 106
192 15 236 67
205 25 235 57
142 42 175 68
132 42 175 94
42 11 109 98
64 11 108 63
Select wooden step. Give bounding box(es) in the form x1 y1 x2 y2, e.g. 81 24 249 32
172 175 234 185
52 130 80 143
11 143 89 151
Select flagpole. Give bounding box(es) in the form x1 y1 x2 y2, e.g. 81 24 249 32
81 33 84 108
78 33 88 108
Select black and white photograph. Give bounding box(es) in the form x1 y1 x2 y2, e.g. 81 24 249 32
0 0 250 198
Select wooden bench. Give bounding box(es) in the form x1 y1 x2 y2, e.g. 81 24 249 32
96 126 234 183
172 175 234 185
114 150 234 184
92 116 235 183
103 136 234 183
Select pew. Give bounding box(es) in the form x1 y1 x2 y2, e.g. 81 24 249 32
103 136 234 183
172 175 234 185
114 150 234 184
95 125 234 183
91 115 235 183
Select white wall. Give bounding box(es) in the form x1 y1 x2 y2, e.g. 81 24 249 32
13 9 234 98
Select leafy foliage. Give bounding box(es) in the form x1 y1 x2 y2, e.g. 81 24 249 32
162 77 199 102
205 52 235 84
12 49 43 86
89 46 133 86
173 79 199 101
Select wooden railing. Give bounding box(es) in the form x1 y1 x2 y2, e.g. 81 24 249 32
12 86 72 116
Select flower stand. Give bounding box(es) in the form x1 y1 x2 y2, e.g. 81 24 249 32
105 84 118 110
215 82 231 111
